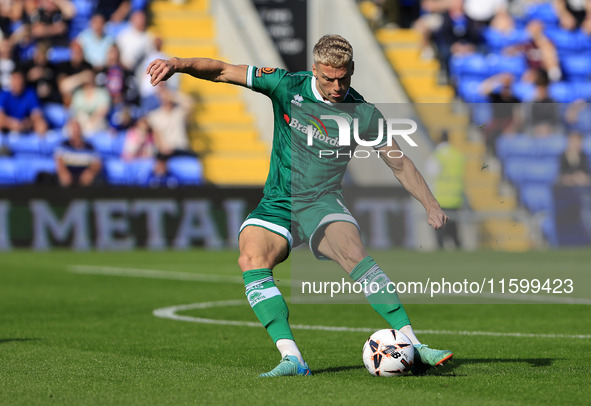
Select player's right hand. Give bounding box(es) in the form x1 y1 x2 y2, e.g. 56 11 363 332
147 58 177 87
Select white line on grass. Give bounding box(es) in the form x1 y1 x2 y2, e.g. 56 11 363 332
153 300 591 340
70 265 245 284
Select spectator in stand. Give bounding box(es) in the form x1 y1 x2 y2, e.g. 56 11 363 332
0 0 25 41
479 72 523 151
116 10 153 71
96 0 131 24
0 39 15 91
22 41 61 104
25 0 76 47
121 116 155 161
55 40 93 106
136 36 179 112
76 13 115 69
528 68 559 136
147 85 193 157
517 20 562 82
564 99 591 134
414 0 450 60
558 131 591 186
145 152 179 188
425 130 465 250
433 0 483 79
12 23 36 62
96 43 140 129
69 69 111 134
554 0 591 30
22 41 66 128
0 69 47 135
55 118 102 187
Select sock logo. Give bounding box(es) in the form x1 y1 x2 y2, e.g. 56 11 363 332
247 287 282 307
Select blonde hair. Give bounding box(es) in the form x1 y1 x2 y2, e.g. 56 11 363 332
313 35 353 67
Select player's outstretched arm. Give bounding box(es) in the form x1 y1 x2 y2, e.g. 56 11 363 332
379 144 448 229
146 57 248 87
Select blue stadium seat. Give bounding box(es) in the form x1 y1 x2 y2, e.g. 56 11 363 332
449 54 490 81
504 157 532 184
43 130 67 156
457 79 488 103
0 158 16 185
561 54 591 82
545 28 585 55
511 81 535 102
496 135 537 161
167 157 204 185
104 159 129 185
549 82 577 103
47 46 71 63
14 157 56 184
43 103 69 129
520 183 554 213
488 54 528 78
583 135 591 156
573 81 591 101
524 3 559 26
483 27 529 53
6 134 44 157
522 159 560 184
535 135 567 157
128 158 155 186
88 132 119 158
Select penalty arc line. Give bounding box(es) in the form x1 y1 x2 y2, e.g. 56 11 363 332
153 300 591 340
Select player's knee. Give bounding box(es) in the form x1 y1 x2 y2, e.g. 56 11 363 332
238 252 270 272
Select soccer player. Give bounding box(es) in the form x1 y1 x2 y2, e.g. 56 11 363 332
147 35 453 377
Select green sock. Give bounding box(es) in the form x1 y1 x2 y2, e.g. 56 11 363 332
350 256 411 330
243 268 294 342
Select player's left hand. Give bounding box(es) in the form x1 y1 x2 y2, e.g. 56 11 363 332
427 207 448 230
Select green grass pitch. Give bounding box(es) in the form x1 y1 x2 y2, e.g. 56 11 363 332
1 249 590 405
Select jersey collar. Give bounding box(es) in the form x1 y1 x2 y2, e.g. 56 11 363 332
311 76 350 105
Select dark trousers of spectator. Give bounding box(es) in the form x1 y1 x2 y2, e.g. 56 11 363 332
436 209 461 249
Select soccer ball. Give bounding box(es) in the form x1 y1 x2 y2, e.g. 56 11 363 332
362 329 414 377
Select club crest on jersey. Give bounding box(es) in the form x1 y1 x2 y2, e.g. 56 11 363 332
256 67 277 77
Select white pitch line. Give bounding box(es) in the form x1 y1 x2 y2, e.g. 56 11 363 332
153 300 591 340
70 265 245 284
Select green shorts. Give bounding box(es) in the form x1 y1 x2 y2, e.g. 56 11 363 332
239 193 359 260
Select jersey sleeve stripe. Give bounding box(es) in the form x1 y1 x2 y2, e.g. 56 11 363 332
246 65 254 88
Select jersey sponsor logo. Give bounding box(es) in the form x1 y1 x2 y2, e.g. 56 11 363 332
291 94 304 107
256 67 277 77
288 115 339 146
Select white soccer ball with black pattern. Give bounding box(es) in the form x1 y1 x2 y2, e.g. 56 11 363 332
362 329 414 377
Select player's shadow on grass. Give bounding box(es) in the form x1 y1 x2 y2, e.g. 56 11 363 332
313 365 367 374
0 338 41 344
454 358 554 368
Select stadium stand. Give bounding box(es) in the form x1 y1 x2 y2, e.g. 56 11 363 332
148 0 270 185
0 0 208 188
359 0 591 249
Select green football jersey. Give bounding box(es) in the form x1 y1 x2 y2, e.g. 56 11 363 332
247 66 387 200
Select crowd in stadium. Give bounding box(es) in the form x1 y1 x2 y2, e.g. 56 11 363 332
364 0 591 224
0 0 201 188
